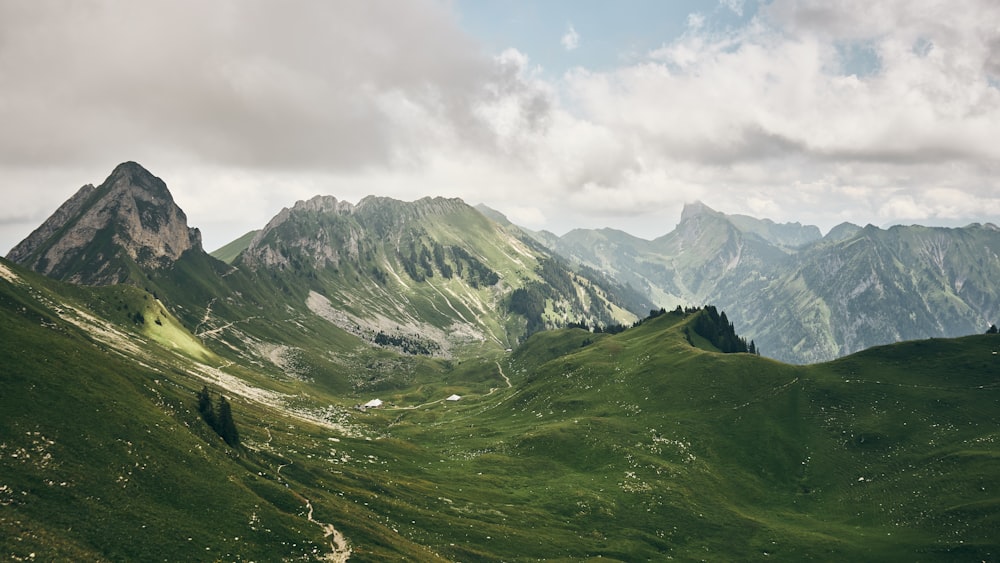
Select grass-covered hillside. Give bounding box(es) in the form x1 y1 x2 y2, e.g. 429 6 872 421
2 256 998 561
381 311 1000 560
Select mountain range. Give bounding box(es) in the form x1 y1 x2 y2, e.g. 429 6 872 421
528 200 1000 363
9 162 1000 365
2 162 999 560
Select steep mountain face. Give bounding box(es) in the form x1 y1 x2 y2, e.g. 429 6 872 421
539 202 1000 363
6 162 202 285
755 223 1000 363
554 202 792 309
234 194 640 356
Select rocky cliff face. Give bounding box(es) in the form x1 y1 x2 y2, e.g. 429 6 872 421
7 161 201 284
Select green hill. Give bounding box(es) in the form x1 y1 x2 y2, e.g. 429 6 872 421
210 229 259 264
3 257 997 560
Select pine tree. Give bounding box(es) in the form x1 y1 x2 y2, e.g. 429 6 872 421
216 395 240 447
196 386 215 428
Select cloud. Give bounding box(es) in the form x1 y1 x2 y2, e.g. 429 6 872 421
719 0 745 17
687 13 705 31
561 24 580 51
0 0 516 171
1 0 999 252
0 0 557 250
537 0 1000 232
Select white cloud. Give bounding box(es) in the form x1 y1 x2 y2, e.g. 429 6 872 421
535 0 1000 233
719 0 745 17
561 24 580 51
2 0 1000 252
687 13 705 31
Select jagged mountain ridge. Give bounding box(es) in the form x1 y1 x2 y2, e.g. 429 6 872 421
6 162 202 285
10 161 1000 366
231 193 642 355
537 201 1000 363
7 162 642 366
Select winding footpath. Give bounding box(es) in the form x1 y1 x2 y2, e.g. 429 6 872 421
268 428 352 561
305 498 352 563
495 360 512 388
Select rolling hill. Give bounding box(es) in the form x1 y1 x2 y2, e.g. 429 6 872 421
2 255 998 560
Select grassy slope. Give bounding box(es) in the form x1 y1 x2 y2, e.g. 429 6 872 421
0 262 443 561
381 311 1000 560
0 267 319 560
210 229 260 264
2 258 998 561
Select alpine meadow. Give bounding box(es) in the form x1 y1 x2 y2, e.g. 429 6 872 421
1 161 998 561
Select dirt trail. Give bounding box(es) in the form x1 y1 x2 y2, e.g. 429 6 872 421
383 397 447 411
271 441 351 561
305 498 352 562
193 298 216 335
496 360 512 388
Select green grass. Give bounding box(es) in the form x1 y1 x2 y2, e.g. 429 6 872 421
210 229 260 264
2 259 999 561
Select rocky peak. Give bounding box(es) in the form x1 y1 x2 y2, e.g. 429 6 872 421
292 195 356 216
679 200 722 223
240 195 475 271
7 161 201 284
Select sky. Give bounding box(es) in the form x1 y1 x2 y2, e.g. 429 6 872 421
2 0 1000 254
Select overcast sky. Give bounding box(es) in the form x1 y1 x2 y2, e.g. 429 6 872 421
2 0 1000 253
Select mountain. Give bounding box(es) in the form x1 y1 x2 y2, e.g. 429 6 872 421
228 194 642 357
4 163 649 385
3 162 999 559
747 222 1000 363
539 202 1000 364
6 162 202 285
3 256 998 560
824 221 863 242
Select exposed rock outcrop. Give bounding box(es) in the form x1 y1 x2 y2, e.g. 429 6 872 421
7 161 202 285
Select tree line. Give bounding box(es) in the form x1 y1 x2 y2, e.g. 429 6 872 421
396 237 499 288
567 305 760 356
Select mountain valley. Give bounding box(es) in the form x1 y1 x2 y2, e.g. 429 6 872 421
2 162 999 561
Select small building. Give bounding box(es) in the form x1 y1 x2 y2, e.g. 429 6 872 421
446 394 461 402
362 398 383 408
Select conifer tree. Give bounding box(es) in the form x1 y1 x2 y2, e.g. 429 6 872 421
196 386 215 428
216 395 240 447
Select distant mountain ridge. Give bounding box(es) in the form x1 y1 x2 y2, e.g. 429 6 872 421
531 201 1000 363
